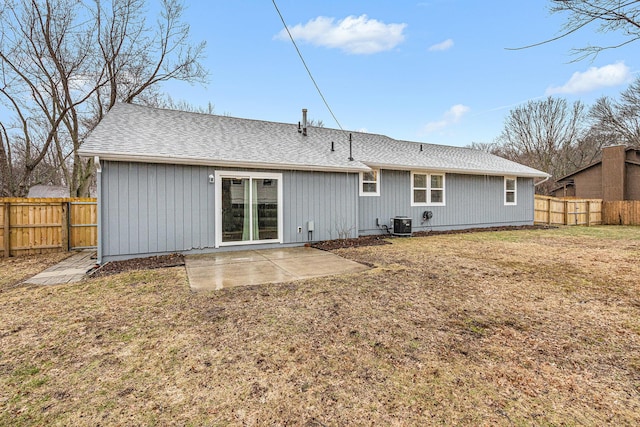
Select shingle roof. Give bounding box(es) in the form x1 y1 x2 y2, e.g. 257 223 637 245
27 185 69 198
79 103 549 178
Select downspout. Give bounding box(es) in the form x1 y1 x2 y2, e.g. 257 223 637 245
94 156 102 264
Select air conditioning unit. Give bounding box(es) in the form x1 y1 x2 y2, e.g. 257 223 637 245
392 216 412 236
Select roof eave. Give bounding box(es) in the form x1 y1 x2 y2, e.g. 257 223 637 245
79 151 371 173
362 162 550 178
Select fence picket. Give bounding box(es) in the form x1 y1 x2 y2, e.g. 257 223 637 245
602 201 640 225
534 195 602 226
0 198 97 257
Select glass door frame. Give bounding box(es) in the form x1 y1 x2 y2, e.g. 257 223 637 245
214 170 283 248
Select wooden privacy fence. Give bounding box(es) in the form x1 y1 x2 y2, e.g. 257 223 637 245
602 201 640 225
0 198 97 257
534 195 602 226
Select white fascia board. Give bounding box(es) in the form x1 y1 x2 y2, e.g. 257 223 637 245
362 162 550 178
77 151 372 173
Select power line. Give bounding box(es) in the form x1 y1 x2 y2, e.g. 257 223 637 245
271 0 346 133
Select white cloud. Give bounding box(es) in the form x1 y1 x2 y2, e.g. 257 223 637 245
428 38 454 52
424 104 470 133
545 62 632 95
275 15 407 54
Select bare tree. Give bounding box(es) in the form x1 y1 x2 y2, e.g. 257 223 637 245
588 77 640 146
307 118 325 127
550 0 640 60
507 1 640 61
160 97 217 115
466 141 501 154
0 0 207 197
495 97 587 194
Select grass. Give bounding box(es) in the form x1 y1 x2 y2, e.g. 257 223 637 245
0 226 639 425
0 252 71 289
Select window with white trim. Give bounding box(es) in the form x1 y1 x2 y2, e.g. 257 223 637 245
411 172 445 206
505 177 517 205
360 169 380 196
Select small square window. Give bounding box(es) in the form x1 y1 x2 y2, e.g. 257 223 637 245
414 189 427 203
360 169 380 196
363 182 377 193
363 171 376 182
431 175 443 189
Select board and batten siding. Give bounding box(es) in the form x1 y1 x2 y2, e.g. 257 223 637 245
358 169 411 232
100 161 359 260
359 170 534 234
283 171 359 243
101 161 216 260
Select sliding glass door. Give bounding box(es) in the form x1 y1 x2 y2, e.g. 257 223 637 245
216 172 282 246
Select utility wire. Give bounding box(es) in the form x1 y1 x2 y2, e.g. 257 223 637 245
271 0 346 133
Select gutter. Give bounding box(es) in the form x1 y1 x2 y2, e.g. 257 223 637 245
534 175 550 187
77 151 371 173
363 162 550 179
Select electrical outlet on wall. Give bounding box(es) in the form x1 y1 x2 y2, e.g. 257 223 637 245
297 226 302 233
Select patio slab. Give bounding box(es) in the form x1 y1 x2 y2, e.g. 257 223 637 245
185 247 370 291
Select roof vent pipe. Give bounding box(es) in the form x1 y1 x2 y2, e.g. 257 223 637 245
348 133 354 161
302 108 308 136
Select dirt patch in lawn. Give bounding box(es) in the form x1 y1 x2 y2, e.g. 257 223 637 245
1 226 639 426
310 234 392 250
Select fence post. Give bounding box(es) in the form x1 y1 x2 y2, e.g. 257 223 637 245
61 202 69 252
586 201 591 227
3 202 9 257
564 200 569 225
547 198 552 225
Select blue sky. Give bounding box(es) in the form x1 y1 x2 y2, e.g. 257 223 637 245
166 0 639 147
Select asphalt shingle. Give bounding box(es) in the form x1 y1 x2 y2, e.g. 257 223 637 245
79 103 549 178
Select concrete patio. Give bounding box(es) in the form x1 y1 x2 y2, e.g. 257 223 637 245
185 247 370 291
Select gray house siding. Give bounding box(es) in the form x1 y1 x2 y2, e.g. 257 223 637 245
283 171 359 243
101 161 217 260
359 170 534 235
358 169 411 233
100 161 359 261
100 161 534 261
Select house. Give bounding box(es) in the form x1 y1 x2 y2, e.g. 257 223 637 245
78 103 549 263
551 145 640 200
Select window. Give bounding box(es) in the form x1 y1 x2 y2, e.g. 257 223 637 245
411 172 445 206
360 169 380 196
505 177 517 205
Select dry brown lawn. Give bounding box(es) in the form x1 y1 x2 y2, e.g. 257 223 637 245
0 252 72 289
1 226 639 426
